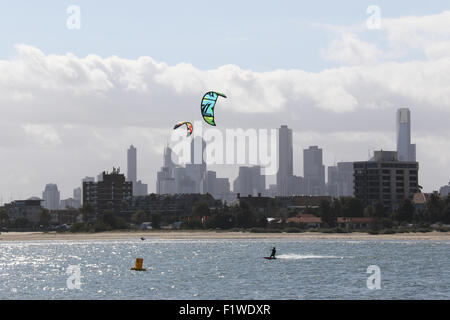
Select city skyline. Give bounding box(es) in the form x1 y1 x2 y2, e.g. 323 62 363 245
1 109 447 201
7 105 445 204
1 7 450 199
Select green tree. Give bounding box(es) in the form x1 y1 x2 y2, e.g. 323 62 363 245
151 214 161 229
80 203 95 223
396 199 415 223
319 200 336 227
192 201 210 217
206 213 234 229
236 201 255 228
13 217 29 228
374 201 386 218
341 197 364 217
37 208 51 226
102 210 127 230
131 210 147 225
0 209 9 227
331 198 342 217
441 195 450 224
236 210 255 228
426 193 443 223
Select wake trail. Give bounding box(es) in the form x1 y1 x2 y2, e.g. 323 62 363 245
276 254 351 260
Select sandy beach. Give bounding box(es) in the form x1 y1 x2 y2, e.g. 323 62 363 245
1 230 450 241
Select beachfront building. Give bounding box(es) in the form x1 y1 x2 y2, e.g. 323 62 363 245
354 150 420 210
83 168 133 213
4 198 43 225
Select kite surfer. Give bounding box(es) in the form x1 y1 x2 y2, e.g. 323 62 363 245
269 247 276 259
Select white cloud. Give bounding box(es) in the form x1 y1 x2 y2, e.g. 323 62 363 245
23 124 62 147
321 33 383 65
0 34 449 197
319 10 450 65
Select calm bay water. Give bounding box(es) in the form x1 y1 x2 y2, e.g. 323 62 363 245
0 238 449 299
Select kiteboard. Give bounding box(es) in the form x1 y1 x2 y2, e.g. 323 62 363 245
264 257 276 260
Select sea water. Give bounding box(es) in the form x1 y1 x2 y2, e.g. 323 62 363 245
0 238 449 299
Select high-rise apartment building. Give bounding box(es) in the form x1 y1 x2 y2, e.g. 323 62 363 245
83 168 133 212
354 150 419 210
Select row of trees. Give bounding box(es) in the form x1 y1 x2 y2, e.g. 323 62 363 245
318 194 450 228
182 194 450 231
2 194 449 232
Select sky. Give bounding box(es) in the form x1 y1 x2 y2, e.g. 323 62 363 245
0 1 450 200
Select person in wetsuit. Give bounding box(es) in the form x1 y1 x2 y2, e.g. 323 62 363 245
269 247 276 259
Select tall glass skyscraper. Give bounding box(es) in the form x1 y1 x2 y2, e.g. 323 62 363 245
276 125 293 196
396 108 416 161
127 145 137 183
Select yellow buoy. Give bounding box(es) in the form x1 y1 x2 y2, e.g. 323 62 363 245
130 258 146 271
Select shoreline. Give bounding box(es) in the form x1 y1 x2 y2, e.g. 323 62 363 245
1 230 450 241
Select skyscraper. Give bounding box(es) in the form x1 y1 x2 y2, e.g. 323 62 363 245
396 108 416 161
303 146 326 195
233 166 265 196
327 162 355 197
327 166 339 197
276 125 293 196
73 187 82 202
156 146 177 195
42 183 60 210
126 145 148 196
127 145 137 183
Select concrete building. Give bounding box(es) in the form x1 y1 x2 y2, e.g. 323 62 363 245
215 178 231 200
304 146 326 196
156 146 177 195
396 108 416 161
42 184 60 211
336 162 355 197
233 166 265 197
60 198 81 210
276 125 293 196
327 166 339 197
205 171 231 201
134 180 148 196
286 175 305 196
83 167 133 213
440 182 450 197
268 184 278 197
4 198 43 225
73 187 82 203
157 138 208 195
174 164 207 194
354 150 419 210
328 162 355 197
